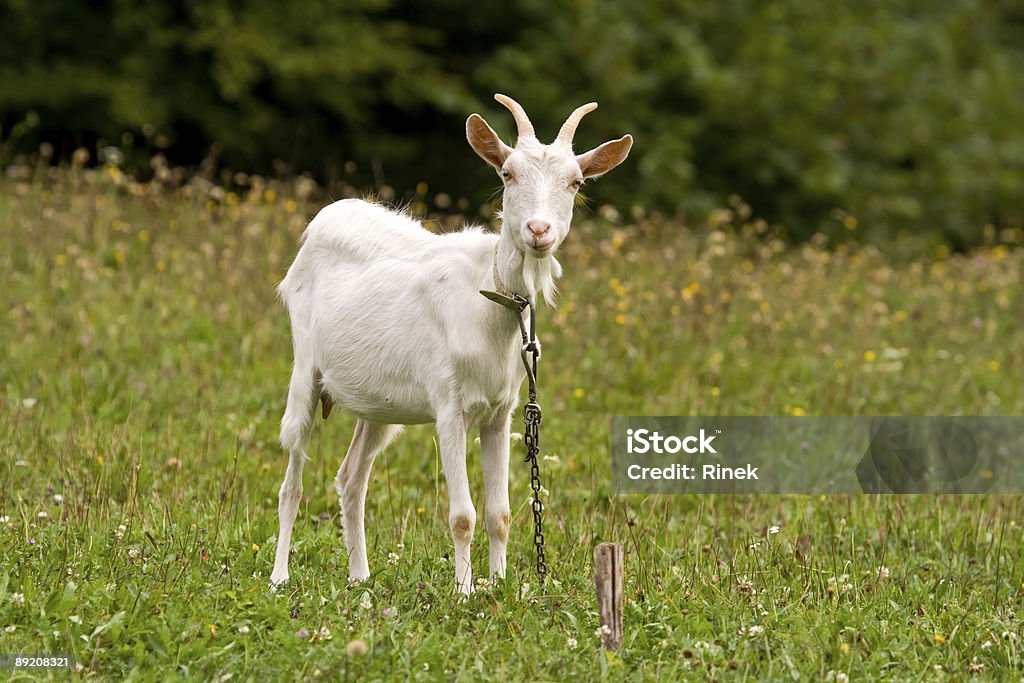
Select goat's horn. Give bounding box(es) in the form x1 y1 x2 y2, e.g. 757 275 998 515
556 102 598 146
494 94 536 140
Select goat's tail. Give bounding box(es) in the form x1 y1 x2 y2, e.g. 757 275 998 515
277 209 322 306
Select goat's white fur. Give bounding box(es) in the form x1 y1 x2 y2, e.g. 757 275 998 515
270 94 632 593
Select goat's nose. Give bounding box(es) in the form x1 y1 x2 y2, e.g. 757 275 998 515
526 219 551 238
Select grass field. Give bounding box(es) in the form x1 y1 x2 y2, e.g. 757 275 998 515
2 162 1023 680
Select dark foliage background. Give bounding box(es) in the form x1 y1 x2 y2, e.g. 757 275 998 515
2 0 1022 242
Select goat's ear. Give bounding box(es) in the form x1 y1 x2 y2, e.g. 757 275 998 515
577 134 633 179
467 114 513 169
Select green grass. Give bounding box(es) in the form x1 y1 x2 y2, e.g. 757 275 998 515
1 164 1023 680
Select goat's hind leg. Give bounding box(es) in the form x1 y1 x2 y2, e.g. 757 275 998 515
335 419 401 583
270 361 318 587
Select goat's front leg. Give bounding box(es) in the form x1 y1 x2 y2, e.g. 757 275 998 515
480 412 511 581
437 408 475 594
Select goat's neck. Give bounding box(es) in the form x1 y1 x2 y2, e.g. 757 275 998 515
492 226 559 304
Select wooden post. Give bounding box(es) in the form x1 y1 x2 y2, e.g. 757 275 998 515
594 542 624 651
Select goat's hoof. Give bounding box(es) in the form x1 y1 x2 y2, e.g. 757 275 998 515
269 574 288 591
347 575 369 588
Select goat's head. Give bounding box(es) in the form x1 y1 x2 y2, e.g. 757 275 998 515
467 94 632 258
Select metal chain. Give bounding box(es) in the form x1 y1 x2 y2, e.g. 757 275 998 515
520 299 548 583
523 400 547 581
478 287 548 583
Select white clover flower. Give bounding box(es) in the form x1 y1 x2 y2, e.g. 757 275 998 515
743 625 765 638
836 673 849 683
0 515 8 524
387 552 400 565
127 547 140 560
595 624 612 637
239 625 250 634
768 525 780 535
53 494 64 504
311 626 332 642
877 566 890 580
567 637 578 649
37 511 48 518
980 640 993 650
519 582 530 599
10 592 24 606
360 593 373 610
4 625 16 633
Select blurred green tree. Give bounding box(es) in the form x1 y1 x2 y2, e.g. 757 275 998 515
477 0 1024 242
1 0 1021 243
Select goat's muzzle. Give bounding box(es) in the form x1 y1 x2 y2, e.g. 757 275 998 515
526 219 554 253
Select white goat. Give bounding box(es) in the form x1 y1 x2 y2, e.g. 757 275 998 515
270 94 632 593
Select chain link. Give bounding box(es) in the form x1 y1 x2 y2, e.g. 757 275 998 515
478 288 548 583
523 400 547 582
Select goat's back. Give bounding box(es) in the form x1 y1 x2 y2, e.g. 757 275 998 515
277 198 520 425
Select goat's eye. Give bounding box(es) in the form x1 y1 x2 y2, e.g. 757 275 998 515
500 170 512 181
570 178 584 190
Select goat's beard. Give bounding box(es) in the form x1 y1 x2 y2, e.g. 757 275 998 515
522 252 561 306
